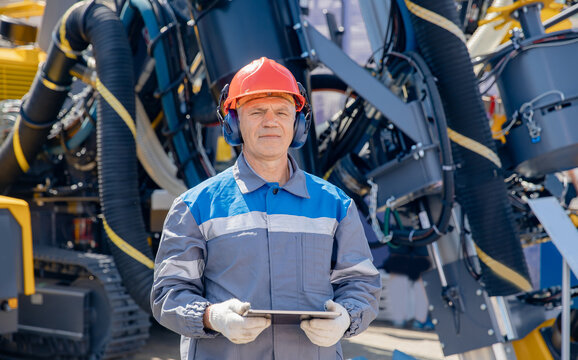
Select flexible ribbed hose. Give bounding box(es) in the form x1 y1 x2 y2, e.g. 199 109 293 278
62 2 154 312
406 0 532 295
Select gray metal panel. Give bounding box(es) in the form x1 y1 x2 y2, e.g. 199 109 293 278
0 209 22 299
527 197 578 276
18 284 90 339
508 102 578 177
0 310 17 335
503 295 554 340
304 22 426 143
423 260 501 356
359 0 391 62
366 143 442 208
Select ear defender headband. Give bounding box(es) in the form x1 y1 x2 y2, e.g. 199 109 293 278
216 82 311 149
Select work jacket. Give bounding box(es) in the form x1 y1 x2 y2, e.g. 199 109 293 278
151 153 381 360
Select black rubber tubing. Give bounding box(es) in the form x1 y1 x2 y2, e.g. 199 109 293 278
0 29 77 192
408 0 531 295
0 1 153 312
387 52 455 247
65 2 154 313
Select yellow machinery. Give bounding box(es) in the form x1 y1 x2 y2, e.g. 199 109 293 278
0 2 41 334
0 196 34 335
513 319 556 360
0 0 45 101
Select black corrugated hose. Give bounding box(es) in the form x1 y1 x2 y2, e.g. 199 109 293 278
0 17 78 191
407 0 532 295
64 1 154 313
0 1 154 312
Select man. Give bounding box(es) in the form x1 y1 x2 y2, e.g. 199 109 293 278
151 57 381 359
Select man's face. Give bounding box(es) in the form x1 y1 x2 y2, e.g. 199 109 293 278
237 96 295 163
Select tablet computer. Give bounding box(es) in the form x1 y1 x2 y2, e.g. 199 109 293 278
243 309 341 325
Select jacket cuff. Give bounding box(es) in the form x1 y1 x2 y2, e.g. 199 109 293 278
185 301 219 338
341 301 362 338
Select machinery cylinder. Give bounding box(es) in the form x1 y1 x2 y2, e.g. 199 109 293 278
194 0 305 95
497 35 578 178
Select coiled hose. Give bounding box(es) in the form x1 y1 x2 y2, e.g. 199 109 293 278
406 0 532 295
0 1 154 312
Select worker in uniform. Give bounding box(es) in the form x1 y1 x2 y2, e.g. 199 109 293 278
151 57 381 359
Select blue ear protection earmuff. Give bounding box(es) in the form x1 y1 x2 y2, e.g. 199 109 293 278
290 82 311 149
216 82 311 148
216 84 243 146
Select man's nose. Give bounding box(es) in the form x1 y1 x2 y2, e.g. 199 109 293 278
262 110 277 125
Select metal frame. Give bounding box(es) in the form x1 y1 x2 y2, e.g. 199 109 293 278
298 20 430 144
527 196 578 360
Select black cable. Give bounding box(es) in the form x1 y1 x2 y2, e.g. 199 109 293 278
188 0 222 26
323 97 365 171
478 49 516 95
146 0 212 181
460 209 482 280
366 0 394 75
476 33 578 93
387 53 455 247
318 95 363 173
331 107 371 162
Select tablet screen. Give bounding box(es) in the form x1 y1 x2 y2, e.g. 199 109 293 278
243 309 341 324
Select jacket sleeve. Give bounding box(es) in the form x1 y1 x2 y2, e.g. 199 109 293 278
150 196 217 339
331 200 382 337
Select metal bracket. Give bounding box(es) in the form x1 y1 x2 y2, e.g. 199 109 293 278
302 22 427 144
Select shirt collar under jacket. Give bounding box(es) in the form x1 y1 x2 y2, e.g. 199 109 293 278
233 152 310 199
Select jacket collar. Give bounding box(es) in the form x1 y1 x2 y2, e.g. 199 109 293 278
233 152 310 198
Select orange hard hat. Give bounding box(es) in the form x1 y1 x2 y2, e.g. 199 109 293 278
222 57 306 114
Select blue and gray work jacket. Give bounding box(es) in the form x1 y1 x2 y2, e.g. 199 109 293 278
151 153 381 360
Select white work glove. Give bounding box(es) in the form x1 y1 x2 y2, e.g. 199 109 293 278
300 300 351 347
207 299 271 344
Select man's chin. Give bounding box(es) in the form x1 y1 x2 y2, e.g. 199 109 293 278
252 148 289 160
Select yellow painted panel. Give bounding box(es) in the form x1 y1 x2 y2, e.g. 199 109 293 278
512 318 555 360
7 297 18 310
0 196 35 295
0 47 45 100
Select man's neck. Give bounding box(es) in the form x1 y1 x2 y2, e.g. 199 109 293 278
243 152 290 186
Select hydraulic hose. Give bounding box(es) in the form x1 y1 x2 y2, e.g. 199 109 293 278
406 0 532 295
65 1 154 313
388 51 455 247
0 16 78 192
0 1 154 312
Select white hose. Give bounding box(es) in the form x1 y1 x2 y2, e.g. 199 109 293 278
135 97 187 197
